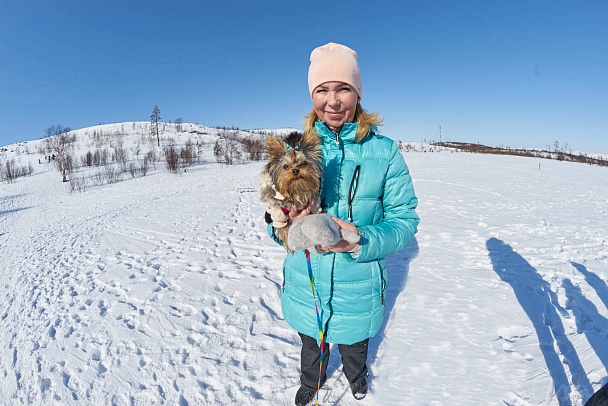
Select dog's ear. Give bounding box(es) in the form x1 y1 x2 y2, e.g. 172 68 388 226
265 136 287 172
266 136 286 158
300 129 322 161
300 129 320 149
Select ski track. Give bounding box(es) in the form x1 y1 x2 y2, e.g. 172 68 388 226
1 134 608 405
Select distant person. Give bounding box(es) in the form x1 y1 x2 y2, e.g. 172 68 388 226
264 42 419 405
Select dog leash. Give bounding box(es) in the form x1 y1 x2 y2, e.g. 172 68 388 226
305 249 325 406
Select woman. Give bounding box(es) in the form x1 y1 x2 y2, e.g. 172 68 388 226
266 42 419 405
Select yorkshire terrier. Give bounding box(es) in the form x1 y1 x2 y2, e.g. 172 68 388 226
259 131 359 253
259 131 323 252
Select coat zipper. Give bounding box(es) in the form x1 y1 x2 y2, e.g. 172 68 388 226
348 165 361 222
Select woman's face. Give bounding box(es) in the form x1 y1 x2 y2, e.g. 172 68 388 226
312 81 359 128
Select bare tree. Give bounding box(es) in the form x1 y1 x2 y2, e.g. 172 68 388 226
175 117 183 133
181 138 195 167
164 143 180 173
45 125 74 182
213 131 241 165
113 146 129 172
82 151 94 167
241 134 265 161
150 105 161 146
140 160 149 176
104 165 121 184
69 175 87 193
131 141 141 159
145 149 158 169
2 159 17 183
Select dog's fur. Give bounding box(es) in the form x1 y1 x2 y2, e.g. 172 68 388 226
259 131 323 252
259 131 360 253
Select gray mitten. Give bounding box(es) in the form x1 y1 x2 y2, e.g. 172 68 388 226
288 214 360 253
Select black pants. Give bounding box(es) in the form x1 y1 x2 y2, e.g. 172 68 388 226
298 332 369 390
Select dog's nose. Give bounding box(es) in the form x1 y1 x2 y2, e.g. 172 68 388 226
292 168 300 176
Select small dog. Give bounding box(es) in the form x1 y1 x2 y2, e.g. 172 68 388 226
259 131 359 253
259 131 323 252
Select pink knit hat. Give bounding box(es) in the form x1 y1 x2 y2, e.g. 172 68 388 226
308 42 363 99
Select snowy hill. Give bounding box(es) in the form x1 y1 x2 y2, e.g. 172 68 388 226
1 123 608 405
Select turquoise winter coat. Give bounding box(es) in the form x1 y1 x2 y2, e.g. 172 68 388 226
270 121 419 345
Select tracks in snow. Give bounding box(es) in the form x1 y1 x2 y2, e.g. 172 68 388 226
0 166 300 405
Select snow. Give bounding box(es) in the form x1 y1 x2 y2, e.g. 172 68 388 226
1 123 608 405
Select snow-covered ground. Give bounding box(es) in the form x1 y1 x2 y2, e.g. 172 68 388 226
1 124 607 405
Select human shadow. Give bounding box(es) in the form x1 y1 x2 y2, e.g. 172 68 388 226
0 193 32 218
0 193 29 202
486 237 593 405
562 278 608 373
0 206 33 218
368 237 419 364
571 262 608 312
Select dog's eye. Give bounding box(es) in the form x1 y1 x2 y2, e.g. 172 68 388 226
301 161 308 166
283 164 289 170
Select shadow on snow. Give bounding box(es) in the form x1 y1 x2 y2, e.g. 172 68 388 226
486 237 594 405
0 206 33 218
571 262 608 315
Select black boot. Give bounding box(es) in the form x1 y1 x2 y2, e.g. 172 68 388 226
295 385 316 406
350 378 368 400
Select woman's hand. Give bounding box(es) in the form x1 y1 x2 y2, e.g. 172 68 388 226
288 199 315 223
318 217 359 253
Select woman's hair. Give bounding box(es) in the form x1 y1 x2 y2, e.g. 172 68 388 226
303 103 383 142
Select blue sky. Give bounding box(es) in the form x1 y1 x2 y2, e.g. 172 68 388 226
1 0 607 153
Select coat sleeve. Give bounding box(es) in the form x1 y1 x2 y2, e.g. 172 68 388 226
356 142 419 262
267 223 284 247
